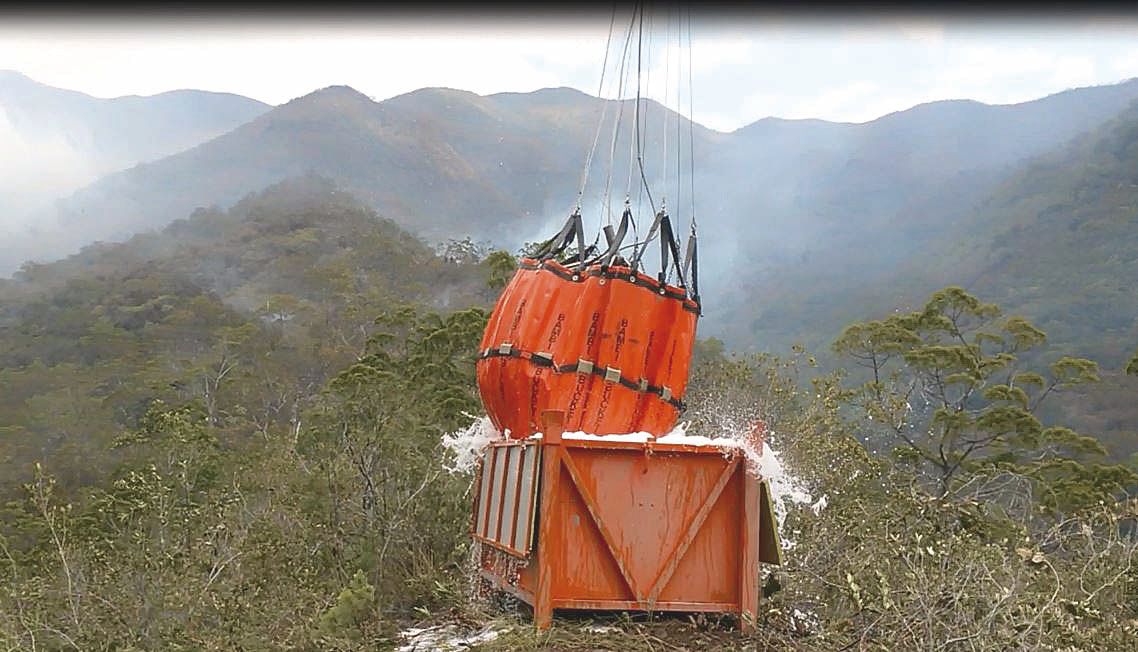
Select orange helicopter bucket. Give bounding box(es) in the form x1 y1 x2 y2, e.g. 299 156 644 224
476 253 698 439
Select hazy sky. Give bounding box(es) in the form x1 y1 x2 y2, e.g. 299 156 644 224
3 10 1138 132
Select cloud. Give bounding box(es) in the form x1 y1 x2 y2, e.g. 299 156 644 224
1108 48 1138 80
926 46 1108 107
780 81 882 122
4 17 1138 132
1050 55 1100 89
939 45 1052 87
691 110 740 133
894 19 947 47
689 37 754 75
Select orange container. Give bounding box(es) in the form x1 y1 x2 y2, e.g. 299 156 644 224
477 259 699 439
471 411 782 630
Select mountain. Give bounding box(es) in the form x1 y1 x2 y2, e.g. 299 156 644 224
912 99 1138 360
942 103 1138 457
2 83 722 276
3 77 1137 397
0 175 497 491
0 70 269 225
12 78 1138 299
717 85 1138 358
706 79 1138 344
726 96 1138 460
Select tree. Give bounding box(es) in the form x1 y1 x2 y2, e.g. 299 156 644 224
435 236 491 265
481 250 518 290
298 305 488 605
833 286 1136 511
1127 348 1138 376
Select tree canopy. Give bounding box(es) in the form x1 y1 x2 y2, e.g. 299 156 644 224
833 286 1137 512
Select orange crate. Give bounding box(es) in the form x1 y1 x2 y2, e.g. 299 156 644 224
471 410 782 630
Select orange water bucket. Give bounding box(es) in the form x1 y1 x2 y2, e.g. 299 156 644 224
477 253 698 438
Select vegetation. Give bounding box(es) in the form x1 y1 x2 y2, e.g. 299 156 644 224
1 179 500 648
833 286 1136 511
0 304 487 649
1 180 1136 649
485 344 1138 651
0 175 497 496
748 364 1138 651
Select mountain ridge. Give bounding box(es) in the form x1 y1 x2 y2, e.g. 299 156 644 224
11 76 1138 271
6 75 1138 401
0 69 270 231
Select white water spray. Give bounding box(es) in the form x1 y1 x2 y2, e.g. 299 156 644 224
440 409 818 545
440 412 502 475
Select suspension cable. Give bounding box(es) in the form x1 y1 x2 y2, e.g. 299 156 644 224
563 0 697 296
686 6 697 233
661 4 671 211
633 0 657 216
602 6 638 229
575 3 618 212
627 0 641 204
669 3 678 224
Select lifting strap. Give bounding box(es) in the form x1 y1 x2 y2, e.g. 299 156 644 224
629 209 687 291
534 210 589 272
658 212 686 289
683 226 699 309
590 207 632 269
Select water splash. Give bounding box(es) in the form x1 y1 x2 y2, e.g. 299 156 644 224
397 623 504 651
752 435 815 539
440 412 502 474
440 411 816 545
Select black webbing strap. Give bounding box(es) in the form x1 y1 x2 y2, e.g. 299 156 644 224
683 228 700 311
630 209 663 272
532 215 572 259
517 260 701 313
627 209 685 289
562 244 599 268
530 207 699 310
478 344 686 411
535 211 587 271
657 213 687 290
591 207 631 269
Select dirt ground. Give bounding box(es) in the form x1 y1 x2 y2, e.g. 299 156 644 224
395 606 807 651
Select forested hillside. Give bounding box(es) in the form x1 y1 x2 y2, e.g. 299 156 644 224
712 87 1138 356
4 84 721 274
1 176 1136 650
717 97 1138 461
926 99 1138 362
927 98 1138 462
2 72 1138 649
0 175 502 495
